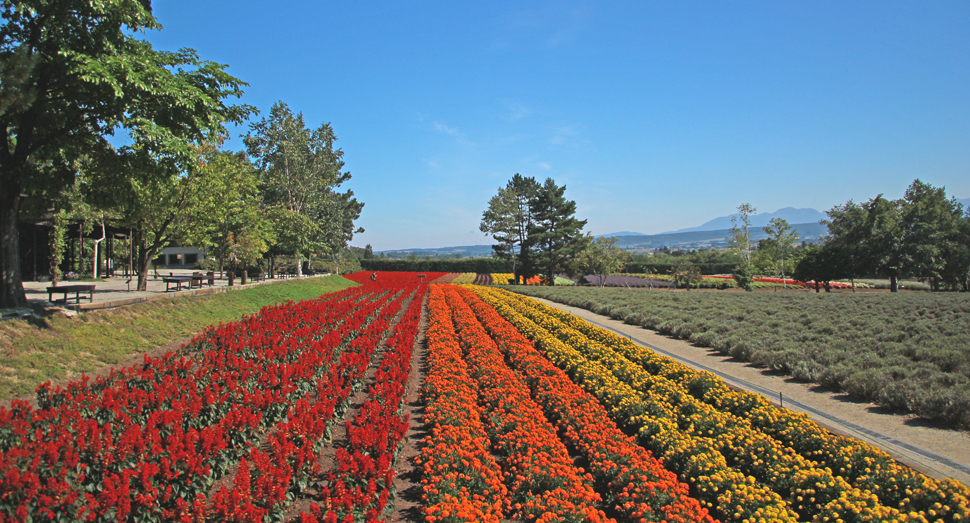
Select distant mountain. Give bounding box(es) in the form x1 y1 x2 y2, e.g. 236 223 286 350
673 207 827 233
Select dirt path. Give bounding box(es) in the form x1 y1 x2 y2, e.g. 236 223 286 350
386 294 429 523
531 296 970 486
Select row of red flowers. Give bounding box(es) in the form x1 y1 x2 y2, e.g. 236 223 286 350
454 285 716 523
705 275 855 289
0 285 409 521
207 285 417 521
301 284 427 522
344 271 448 285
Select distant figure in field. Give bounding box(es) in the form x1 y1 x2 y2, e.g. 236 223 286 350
371 272 377 282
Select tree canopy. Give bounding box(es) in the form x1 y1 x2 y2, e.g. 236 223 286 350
480 175 585 285
244 101 362 276
1 0 252 306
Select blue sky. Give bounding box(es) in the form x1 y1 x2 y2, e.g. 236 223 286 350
144 1 969 250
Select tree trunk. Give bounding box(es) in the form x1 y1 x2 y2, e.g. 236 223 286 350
0 189 28 308
851 277 856 293
890 275 898 293
135 230 151 291
295 254 303 278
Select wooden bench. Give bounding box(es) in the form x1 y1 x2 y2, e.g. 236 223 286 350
163 277 193 292
47 284 96 304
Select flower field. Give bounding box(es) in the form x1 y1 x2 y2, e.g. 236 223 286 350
3 271 968 522
463 286 970 523
0 277 429 522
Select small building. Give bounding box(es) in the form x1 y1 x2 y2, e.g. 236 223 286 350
156 245 206 268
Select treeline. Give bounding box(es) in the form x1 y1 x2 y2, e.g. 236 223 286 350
360 258 512 273
622 251 740 276
794 180 970 292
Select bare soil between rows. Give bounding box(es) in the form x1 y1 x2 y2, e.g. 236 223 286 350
531 296 970 486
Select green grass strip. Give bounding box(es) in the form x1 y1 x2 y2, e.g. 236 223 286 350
0 276 358 400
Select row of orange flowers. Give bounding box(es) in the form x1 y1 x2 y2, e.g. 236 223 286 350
449 284 717 523
418 286 508 522
438 285 613 522
473 286 970 523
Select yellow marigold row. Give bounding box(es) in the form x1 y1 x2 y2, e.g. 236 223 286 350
533 293 970 522
468 285 798 523
497 290 905 522
449 273 478 284
491 273 513 285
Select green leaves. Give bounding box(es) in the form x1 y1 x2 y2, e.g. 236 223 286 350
245 101 362 262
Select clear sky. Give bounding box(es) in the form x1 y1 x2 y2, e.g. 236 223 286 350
143 1 969 250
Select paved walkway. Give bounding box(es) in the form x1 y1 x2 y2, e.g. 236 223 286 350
18 269 320 311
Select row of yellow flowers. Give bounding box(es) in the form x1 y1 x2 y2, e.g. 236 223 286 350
535 299 970 521
491 273 543 285
450 284 717 523
470 286 970 523
494 287 909 521
438 284 613 522
418 286 509 522
469 285 798 523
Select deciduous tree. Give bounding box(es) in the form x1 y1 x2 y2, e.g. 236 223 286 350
762 217 799 288
182 150 271 278
0 0 251 307
245 101 361 277
569 235 626 287
480 174 541 284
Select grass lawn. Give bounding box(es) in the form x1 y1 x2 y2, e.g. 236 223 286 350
0 275 358 401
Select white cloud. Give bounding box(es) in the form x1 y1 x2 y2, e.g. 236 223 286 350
538 161 552 170
547 124 587 147
434 121 462 137
505 103 533 122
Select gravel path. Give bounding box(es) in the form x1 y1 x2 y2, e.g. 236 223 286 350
531 296 970 486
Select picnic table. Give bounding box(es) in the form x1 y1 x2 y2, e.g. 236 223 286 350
162 276 201 292
46 284 96 304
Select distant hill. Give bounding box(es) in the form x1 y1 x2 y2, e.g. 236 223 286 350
378 222 828 257
597 231 646 237
671 207 827 233
608 222 828 251
377 244 496 258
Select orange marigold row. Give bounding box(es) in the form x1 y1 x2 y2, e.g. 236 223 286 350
454 285 717 523
418 285 508 523
439 285 613 523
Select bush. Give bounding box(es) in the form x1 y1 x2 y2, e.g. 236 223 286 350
192 258 219 271
732 263 755 292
